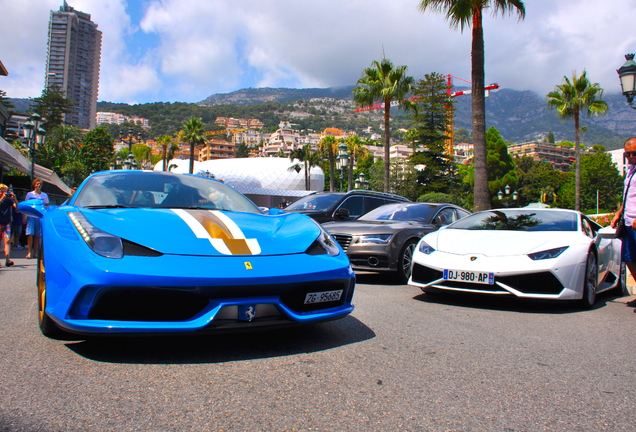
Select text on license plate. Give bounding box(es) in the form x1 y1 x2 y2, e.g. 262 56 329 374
304 290 343 304
443 269 494 285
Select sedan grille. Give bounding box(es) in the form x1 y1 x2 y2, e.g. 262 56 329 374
332 234 353 252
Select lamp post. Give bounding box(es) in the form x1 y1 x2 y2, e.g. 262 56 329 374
354 172 369 190
497 184 519 207
22 114 46 184
337 142 349 192
617 53 636 109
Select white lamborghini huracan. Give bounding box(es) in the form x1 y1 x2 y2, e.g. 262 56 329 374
408 208 627 308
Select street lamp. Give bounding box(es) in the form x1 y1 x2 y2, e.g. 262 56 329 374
337 142 349 191
354 172 369 190
22 114 46 184
617 53 636 109
497 184 519 207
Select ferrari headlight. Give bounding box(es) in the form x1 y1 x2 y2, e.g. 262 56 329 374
527 246 568 261
316 226 340 256
418 240 436 255
355 234 393 245
68 211 124 259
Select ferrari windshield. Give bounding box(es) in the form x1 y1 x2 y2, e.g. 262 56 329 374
73 171 261 213
358 203 438 222
448 209 578 231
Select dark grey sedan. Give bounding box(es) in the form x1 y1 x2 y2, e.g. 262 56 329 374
323 202 471 283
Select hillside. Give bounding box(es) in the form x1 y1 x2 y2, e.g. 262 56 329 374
9 86 636 150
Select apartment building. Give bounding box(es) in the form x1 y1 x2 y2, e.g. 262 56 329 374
96 112 150 128
45 2 102 130
507 141 576 171
198 139 235 161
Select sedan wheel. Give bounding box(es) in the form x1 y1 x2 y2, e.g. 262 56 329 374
580 252 598 309
397 240 417 284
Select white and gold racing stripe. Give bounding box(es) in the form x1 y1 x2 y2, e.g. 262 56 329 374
173 209 261 255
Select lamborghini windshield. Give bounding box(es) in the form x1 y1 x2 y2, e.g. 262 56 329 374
448 209 578 232
73 171 261 213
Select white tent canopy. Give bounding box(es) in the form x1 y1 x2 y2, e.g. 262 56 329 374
0 136 72 194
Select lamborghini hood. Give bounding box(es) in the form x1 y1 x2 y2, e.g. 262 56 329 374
428 228 578 257
65 208 322 257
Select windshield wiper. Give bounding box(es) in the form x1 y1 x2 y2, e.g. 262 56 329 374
83 204 133 209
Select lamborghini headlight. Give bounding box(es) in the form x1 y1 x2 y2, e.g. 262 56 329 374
527 246 568 261
355 234 393 245
418 240 436 255
68 211 124 259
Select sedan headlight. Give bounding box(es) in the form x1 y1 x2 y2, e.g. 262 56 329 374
68 211 124 259
527 246 568 261
355 234 393 245
418 240 436 255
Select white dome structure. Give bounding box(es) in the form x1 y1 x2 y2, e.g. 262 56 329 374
154 157 324 207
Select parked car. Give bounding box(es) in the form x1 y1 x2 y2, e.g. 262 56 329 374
284 190 410 223
323 202 471 283
408 208 627 308
19 170 356 338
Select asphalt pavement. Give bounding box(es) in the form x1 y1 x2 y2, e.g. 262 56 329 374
1 256 635 432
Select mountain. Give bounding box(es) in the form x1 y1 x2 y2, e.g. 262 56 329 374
198 86 355 105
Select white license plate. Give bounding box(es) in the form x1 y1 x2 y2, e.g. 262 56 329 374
304 290 343 304
443 269 494 285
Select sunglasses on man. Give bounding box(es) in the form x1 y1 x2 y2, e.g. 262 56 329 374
624 151 636 158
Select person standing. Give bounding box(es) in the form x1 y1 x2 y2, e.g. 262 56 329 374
24 178 49 259
612 138 636 299
0 184 17 267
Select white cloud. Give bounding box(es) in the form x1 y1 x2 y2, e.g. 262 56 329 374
1 0 635 104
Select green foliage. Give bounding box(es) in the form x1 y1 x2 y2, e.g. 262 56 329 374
81 127 115 176
31 84 75 131
486 126 518 198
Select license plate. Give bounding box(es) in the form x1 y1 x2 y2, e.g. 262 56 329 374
304 290 343 304
443 269 494 285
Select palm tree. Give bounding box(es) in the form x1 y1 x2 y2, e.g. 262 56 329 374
179 117 206 174
289 144 321 190
345 135 369 191
353 58 414 193
547 70 608 211
318 135 339 192
418 0 525 211
157 134 173 171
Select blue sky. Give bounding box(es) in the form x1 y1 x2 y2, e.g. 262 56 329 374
2 0 636 105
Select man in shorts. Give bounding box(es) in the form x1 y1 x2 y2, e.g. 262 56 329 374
0 184 17 267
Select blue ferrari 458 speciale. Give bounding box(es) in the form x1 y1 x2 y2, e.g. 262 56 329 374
19 171 356 337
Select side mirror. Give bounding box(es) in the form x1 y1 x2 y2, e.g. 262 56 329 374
334 208 350 219
18 199 46 219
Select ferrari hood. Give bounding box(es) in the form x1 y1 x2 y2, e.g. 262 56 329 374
71 208 322 256
429 228 575 256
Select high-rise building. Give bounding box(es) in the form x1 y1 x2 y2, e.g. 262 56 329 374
45 1 102 130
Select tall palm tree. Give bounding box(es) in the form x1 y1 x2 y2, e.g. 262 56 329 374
418 0 525 211
353 58 414 193
289 143 322 190
157 134 173 171
179 117 206 174
547 70 608 211
345 135 369 191
318 135 339 192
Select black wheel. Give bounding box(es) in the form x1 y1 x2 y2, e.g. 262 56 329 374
614 261 630 297
396 240 418 284
579 252 598 309
36 244 65 338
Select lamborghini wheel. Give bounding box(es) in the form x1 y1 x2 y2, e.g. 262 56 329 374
580 252 598 309
36 244 63 338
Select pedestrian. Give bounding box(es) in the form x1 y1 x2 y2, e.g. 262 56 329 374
0 183 17 267
24 178 49 259
611 137 636 308
11 205 24 249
